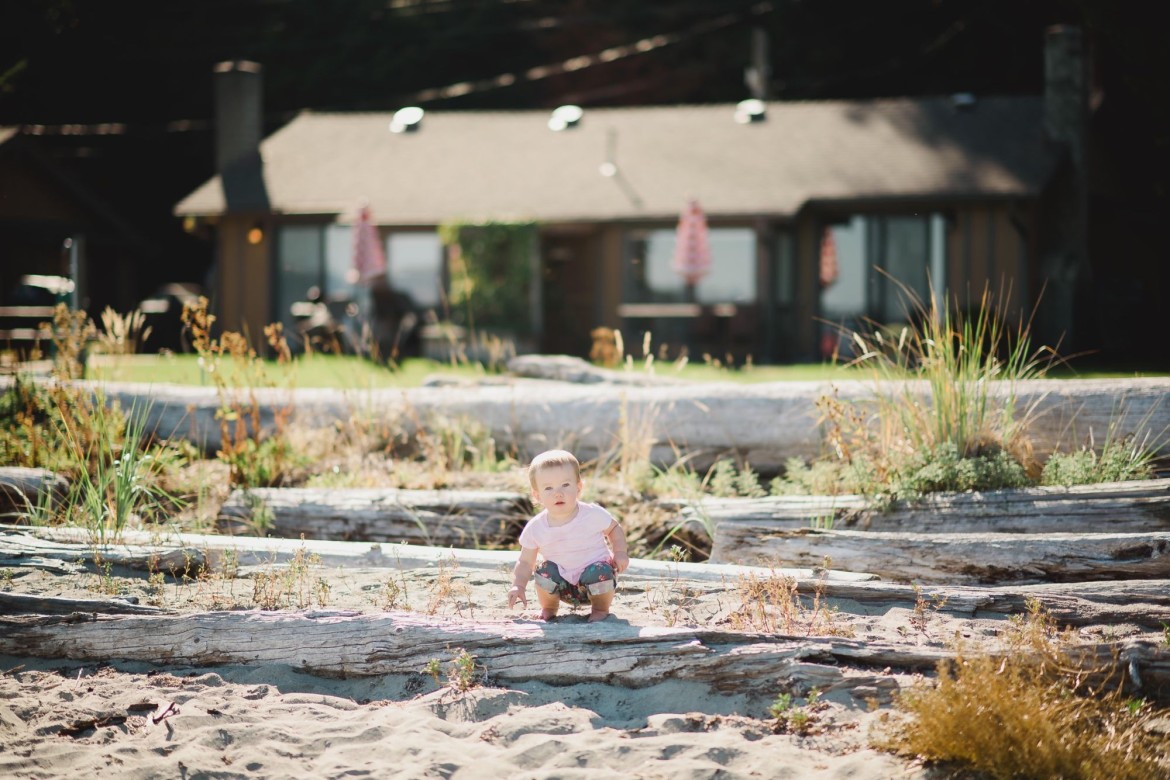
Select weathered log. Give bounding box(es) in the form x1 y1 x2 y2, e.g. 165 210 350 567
0 466 69 519
711 523 1170 584
10 375 1165 472
798 579 1170 630
0 610 1165 702
0 531 208 574
0 591 170 616
664 478 1170 534
0 524 879 583
216 487 530 546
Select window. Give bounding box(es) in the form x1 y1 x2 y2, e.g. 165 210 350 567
275 224 444 351
387 232 443 311
820 214 945 322
624 227 755 304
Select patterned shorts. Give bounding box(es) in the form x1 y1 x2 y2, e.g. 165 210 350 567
534 560 617 606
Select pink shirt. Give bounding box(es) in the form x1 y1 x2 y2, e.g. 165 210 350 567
518 501 615 585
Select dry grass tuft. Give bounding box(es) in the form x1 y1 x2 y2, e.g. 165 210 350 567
875 601 1170 779
725 570 854 637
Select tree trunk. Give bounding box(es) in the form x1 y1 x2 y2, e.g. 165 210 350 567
216 488 530 546
711 524 1170 584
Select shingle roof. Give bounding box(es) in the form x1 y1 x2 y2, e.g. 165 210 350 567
174 97 1059 224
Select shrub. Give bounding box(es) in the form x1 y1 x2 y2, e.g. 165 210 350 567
876 602 1169 779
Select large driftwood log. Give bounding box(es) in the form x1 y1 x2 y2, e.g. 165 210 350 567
0 466 69 518
216 488 530 546
9 375 1164 472
664 478 1170 534
0 610 1165 702
711 524 1170 584
0 524 878 583
0 531 208 574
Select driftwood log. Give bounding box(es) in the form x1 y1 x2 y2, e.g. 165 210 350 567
216 488 530 546
0 531 209 574
0 610 1165 703
664 478 1170 535
0 591 170 616
711 524 1170 584
7 375 1164 472
0 466 69 518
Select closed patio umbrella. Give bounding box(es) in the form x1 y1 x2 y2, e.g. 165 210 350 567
351 202 386 283
672 198 711 301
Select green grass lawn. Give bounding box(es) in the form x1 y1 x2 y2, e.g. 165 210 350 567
77 352 1167 389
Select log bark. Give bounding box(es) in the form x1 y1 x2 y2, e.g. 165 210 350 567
11 375 1164 472
711 524 1170 584
0 610 1165 702
663 478 1170 534
0 591 170 616
0 466 69 518
0 531 208 574
216 488 530 546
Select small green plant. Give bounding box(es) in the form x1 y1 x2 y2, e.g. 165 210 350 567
1041 435 1158 487
424 649 481 692
251 540 328 610
768 688 824 735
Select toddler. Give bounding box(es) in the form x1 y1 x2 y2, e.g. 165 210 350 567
507 449 629 622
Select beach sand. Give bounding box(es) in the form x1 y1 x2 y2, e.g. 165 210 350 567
6 535 1147 780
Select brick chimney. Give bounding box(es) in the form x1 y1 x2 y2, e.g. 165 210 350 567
213 60 269 211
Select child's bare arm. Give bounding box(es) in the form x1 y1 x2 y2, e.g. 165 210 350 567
508 546 539 608
605 522 630 573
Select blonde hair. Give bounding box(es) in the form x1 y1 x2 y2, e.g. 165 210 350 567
527 449 580 489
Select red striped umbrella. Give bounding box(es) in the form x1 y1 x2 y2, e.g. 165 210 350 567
351 202 387 283
672 198 712 287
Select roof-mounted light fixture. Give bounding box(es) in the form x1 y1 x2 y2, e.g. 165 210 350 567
390 106 425 133
733 98 767 124
548 104 584 131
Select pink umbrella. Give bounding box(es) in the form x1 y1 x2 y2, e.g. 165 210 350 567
819 226 838 288
672 198 711 292
351 202 386 283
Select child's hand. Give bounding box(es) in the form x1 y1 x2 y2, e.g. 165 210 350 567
507 585 527 609
613 553 630 574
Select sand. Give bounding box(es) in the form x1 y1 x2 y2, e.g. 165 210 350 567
0 534 972 780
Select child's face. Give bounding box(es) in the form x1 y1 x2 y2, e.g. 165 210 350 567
531 463 582 521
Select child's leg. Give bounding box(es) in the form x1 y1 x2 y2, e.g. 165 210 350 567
579 562 618 622
587 591 614 622
532 561 565 619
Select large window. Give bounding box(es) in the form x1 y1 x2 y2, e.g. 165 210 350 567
275 224 443 352
387 232 442 312
624 227 755 304
819 213 945 357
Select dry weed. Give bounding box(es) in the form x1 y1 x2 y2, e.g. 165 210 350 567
725 570 853 637
876 600 1170 779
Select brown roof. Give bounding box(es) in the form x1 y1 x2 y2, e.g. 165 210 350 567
174 97 1058 224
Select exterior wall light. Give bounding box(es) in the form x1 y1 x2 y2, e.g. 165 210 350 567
734 99 767 124
247 223 264 245
548 105 584 131
390 106 425 133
